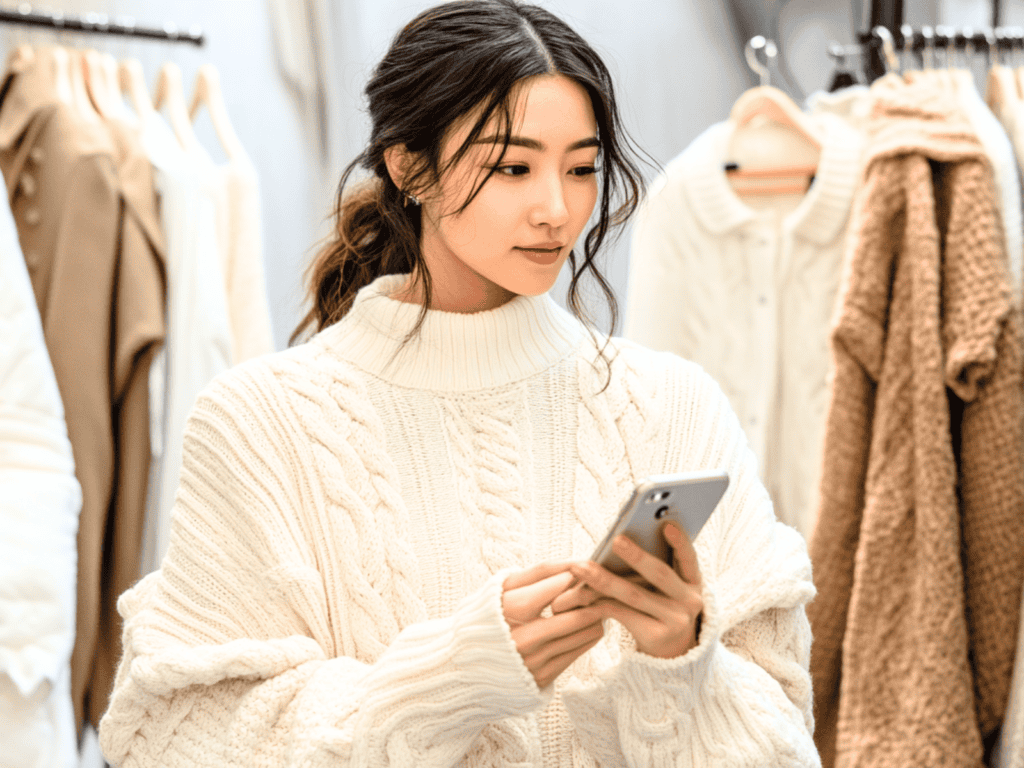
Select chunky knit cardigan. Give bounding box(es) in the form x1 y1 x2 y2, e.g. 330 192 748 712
808 77 1024 768
98 274 820 767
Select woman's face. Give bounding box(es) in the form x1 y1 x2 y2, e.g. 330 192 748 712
408 74 600 313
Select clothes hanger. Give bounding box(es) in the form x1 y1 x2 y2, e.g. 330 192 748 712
726 36 822 195
153 60 203 154
81 48 115 118
187 63 245 162
988 28 1022 122
67 48 102 122
10 45 75 106
99 51 135 123
826 42 859 93
118 57 154 121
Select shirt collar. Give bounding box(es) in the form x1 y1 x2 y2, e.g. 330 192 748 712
680 112 865 246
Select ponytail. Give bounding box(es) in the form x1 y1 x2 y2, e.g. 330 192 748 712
290 160 427 345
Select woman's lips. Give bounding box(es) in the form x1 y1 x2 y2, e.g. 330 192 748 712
515 245 563 265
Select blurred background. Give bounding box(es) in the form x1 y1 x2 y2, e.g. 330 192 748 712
0 0 1009 345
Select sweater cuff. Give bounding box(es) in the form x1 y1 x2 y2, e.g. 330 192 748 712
300 570 550 762
607 579 720 710
360 567 551 716
562 581 722 740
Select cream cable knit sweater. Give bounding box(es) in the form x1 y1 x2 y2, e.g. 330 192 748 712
98 274 819 767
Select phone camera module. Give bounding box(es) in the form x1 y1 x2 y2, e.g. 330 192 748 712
648 490 672 503
654 506 669 519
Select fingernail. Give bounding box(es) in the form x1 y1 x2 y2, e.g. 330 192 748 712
664 524 681 544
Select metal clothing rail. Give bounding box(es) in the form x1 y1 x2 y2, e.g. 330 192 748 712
857 26 1024 66
0 5 204 47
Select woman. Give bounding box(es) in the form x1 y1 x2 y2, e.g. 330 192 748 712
98 1 820 765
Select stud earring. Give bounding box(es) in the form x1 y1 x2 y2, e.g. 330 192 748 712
404 192 421 207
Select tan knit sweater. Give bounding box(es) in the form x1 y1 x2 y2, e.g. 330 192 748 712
808 77 1024 768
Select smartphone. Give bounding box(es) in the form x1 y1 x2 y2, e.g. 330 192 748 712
590 470 729 576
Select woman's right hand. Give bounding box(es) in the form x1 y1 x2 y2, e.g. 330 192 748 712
502 563 606 689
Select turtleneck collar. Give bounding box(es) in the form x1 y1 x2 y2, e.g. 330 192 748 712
314 274 588 392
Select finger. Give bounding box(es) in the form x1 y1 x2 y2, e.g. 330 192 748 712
664 523 702 587
503 561 575 591
503 570 579 623
523 620 603 671
570 560 676 619
510 604 606 656
550 582 599 614
533 633 604 690
610 535 690 602
598 596 701 659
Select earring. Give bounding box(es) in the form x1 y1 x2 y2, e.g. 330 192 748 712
404 192 421 207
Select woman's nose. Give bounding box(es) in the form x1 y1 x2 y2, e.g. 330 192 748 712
530 175 570 228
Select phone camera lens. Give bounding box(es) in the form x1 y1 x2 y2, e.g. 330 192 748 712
648 490 672 503
654 506 669 519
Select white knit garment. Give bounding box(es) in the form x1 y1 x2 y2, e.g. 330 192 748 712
98 274 820 767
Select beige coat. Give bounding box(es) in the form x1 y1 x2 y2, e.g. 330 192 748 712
808 77 1024 768
0 47 166 732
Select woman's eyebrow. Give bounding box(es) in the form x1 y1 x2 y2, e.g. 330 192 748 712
471 135 600 151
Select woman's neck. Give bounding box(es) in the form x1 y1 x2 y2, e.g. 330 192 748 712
391 238 518 315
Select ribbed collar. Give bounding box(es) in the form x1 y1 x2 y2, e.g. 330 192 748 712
679 111 865 245
315 274 588 392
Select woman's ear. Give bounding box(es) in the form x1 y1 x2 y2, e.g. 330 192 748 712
384 144 412 193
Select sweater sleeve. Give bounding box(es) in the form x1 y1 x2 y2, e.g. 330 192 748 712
97 367 548 767
561 363 820 767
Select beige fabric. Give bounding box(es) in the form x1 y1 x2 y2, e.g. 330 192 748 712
808 77 1024 768
0 47 166 733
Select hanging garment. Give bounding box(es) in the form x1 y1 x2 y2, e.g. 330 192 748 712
192 145 275 362
138 110 232 575
807 76 1024 768
0 160 81 768
925 69 1023 302
267 0 343 176
0 47 166 732
805 83 874 134
625 112 863 538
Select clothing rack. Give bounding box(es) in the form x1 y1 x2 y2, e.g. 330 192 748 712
862 0 1004 80
0 5 204 47
857 25 1024 75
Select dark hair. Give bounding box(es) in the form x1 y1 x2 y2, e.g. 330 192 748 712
291 0 648 359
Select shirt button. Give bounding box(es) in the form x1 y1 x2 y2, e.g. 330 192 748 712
29 147 44 164
20 174 36 195
749 416 758 426
24 207 41 225
758 294 768 305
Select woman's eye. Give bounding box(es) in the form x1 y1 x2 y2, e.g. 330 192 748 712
494 164 529 176
571 166 598 177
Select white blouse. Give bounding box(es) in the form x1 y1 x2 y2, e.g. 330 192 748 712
625 113 864 537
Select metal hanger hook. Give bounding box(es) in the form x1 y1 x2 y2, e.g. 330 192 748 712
873 26 900 74
745 35 776 87
921 25 935 69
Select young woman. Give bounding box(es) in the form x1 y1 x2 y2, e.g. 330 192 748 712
98 1 820 765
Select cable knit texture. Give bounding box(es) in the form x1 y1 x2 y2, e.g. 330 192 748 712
98 274 819 767
808 77 1024 768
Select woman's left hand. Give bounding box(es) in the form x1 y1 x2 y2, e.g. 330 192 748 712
551 523 704 659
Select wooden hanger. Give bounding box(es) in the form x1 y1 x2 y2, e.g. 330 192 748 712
726 37 821 196
12 45 74 106
82 49 115 118
153 61 202 154
188 63 245 162
67 49 101 122
119 57 154 121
